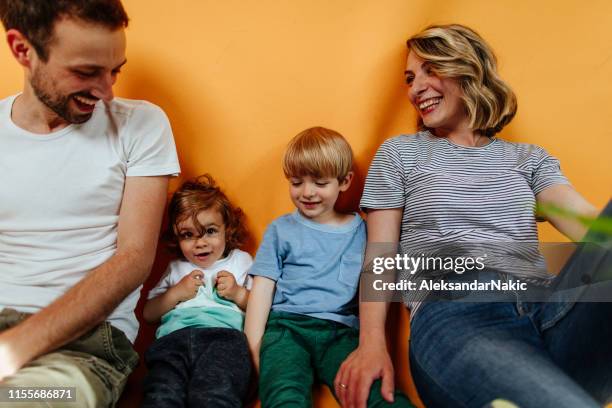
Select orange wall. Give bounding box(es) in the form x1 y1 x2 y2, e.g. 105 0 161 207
1 2 610 406
1 1 610 243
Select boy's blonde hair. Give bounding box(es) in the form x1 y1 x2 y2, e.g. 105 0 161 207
283 126 353 181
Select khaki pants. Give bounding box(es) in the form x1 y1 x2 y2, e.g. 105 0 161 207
0 309 138 408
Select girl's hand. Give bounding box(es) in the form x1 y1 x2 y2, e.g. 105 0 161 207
216 270 239 300
172 269 204 302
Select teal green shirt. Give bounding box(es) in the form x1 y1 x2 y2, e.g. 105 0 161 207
147 249 253 338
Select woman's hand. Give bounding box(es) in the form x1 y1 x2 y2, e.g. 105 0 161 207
172 269 204 302
334 338 396 408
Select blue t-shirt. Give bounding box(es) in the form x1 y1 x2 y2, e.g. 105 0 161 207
249 211 366 328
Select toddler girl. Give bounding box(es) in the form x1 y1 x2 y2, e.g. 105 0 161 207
142 174 252 408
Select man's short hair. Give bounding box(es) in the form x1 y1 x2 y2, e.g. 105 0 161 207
283 126 353 181
0 0 129 61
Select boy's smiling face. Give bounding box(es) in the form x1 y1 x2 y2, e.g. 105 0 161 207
288 173 353 224
176 208 226 268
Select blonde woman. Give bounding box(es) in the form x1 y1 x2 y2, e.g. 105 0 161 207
334 24 611 408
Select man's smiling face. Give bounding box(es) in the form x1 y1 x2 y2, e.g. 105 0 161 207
28 17 127 124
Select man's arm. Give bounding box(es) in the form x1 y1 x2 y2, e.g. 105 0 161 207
335 208 403 408
244 275 276 372
0 176 169 379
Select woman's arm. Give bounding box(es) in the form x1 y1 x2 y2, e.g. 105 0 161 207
536 184 598 242
334 208 403 408
244 275 276 372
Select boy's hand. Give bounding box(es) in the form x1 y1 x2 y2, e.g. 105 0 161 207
172 270 204 302
216 270 240 300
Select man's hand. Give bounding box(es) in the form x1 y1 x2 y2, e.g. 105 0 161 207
0 330 29 381
171 270 204 302
334 341 396 408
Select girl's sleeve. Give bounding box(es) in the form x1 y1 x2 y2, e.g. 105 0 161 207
235 251 254 289
147 263 175 299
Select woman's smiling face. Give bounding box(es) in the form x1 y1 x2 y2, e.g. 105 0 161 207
405 51 469 136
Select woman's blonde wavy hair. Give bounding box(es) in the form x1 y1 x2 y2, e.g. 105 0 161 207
407 24 517 137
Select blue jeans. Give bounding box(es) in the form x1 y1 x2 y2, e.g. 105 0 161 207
142 327 252 408
409 203 612 408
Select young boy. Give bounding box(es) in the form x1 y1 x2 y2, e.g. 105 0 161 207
245 127 412 407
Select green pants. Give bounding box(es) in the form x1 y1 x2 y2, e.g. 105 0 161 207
259 311 414 407
0 308 138 408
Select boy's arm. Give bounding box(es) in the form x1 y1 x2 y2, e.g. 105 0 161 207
244 275 276 372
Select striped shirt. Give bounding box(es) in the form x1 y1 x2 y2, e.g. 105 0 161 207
360 131 570 315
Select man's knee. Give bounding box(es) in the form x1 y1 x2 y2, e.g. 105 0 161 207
1 350 127 408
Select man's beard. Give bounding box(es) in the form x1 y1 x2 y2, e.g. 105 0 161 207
30 68 93 125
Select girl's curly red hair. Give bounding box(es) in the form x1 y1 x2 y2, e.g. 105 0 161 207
165 174 247 259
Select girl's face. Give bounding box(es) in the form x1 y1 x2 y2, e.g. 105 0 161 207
176 208 227 268
405 51 469 136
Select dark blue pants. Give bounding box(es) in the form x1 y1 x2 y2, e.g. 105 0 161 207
410 202 612 408
142 327 252 408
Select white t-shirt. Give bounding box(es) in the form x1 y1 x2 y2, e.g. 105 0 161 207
0 95 180 342
148 249 254 307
